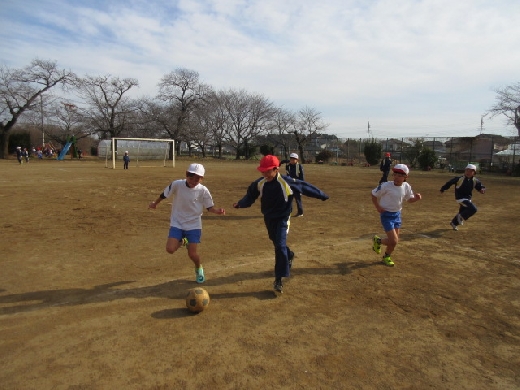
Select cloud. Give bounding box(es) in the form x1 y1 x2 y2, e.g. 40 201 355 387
1 0 519 137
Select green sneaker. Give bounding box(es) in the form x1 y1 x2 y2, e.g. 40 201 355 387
372 235 381 254
195 266 205 283
181 237 189 248
382 255 394 267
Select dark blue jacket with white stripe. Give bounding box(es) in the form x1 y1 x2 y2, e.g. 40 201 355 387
440 175 485 201
236 173 328 219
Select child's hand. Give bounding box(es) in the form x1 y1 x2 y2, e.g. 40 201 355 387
480 189 486 194
215 208 226 215
148 201 157 209
233 203 239 208
415 193 422 200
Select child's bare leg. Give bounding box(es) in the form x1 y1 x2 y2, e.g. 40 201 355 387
381 228 399 255
166 237 182 254
187 244 201 268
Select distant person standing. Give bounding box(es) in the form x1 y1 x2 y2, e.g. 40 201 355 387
23 148 29 163
123 151 130 169
379 153 392 184
280 153 305 216
16 147 23 164
440 164 486 231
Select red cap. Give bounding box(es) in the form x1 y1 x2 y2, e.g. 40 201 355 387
257 155 280 172
385 152 391 157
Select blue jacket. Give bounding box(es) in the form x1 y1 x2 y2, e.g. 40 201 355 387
440 175 485 200
236 174 328 219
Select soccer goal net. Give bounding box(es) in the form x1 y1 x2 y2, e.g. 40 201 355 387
98 138 175 169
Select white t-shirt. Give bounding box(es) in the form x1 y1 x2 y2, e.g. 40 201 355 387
162 180 214 230
371 181 415 212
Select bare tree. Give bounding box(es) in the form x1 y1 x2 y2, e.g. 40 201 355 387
75 75 139 139
188 91 224 158
293 106 328 162
157 68 210 155
269 107 296 159
45 101 92 148
136 98 176 138
221 88 273 159
0 59 76 158
487 82 520 136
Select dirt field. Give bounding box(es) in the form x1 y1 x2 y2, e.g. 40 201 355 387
1 157 519 390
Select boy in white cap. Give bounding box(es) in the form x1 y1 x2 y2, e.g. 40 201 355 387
371 164 422 266
233 155 329 294
148 163 226 283
280 153 305 216
16 147 23 164
440 164 485 231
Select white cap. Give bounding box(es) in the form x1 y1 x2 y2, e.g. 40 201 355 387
465 164 477 171
125 151 128 154
187 163 205 177
289 153 299 159
392 163 410 175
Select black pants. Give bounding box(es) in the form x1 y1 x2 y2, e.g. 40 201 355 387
379 170 390 183
451 200 477 225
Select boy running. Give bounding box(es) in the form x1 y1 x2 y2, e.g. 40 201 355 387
440 164 485 231
233 155 329 294
372 164 422 266
149 163 226 283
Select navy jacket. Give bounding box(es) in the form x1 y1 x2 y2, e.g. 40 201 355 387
236 174 328 219
440 176 485 200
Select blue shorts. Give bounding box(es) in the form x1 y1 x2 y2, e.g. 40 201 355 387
168 227 202 244
380 211 402 232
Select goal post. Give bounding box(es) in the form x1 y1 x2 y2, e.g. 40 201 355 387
108 138 175 169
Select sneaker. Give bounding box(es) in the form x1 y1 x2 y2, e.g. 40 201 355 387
382 255 394 267
273 278 283 294
294 213 303 217
372 235 381 254
450 222 458 231
181 237 189 248
457 214 464 225
288 251 294 269
195 266 205 283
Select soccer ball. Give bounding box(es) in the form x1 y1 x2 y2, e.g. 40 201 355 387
185 288 210 313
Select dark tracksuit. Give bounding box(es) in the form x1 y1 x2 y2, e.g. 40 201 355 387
123 155 130 169
440 175 485 226
285 162 304 215
235 173 328 278
379 157 392 184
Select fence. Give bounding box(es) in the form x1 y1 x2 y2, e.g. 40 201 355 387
285 135 520 173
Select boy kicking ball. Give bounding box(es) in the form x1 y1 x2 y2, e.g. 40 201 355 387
371 164 422 266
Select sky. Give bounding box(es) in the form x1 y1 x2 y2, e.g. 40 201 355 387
1 0 519 139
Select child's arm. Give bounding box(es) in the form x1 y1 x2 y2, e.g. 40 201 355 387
407 193 422 203
149 194 166 209
440 177 458 193
371 194 383 213
207 206 226 215
233 180 261 208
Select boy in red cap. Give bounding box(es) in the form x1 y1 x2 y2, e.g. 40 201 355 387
379 152 392 184
149 163 226 283
371 164 422 266
233 155 329 294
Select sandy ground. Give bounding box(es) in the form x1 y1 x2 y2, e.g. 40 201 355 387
1 157 519 390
